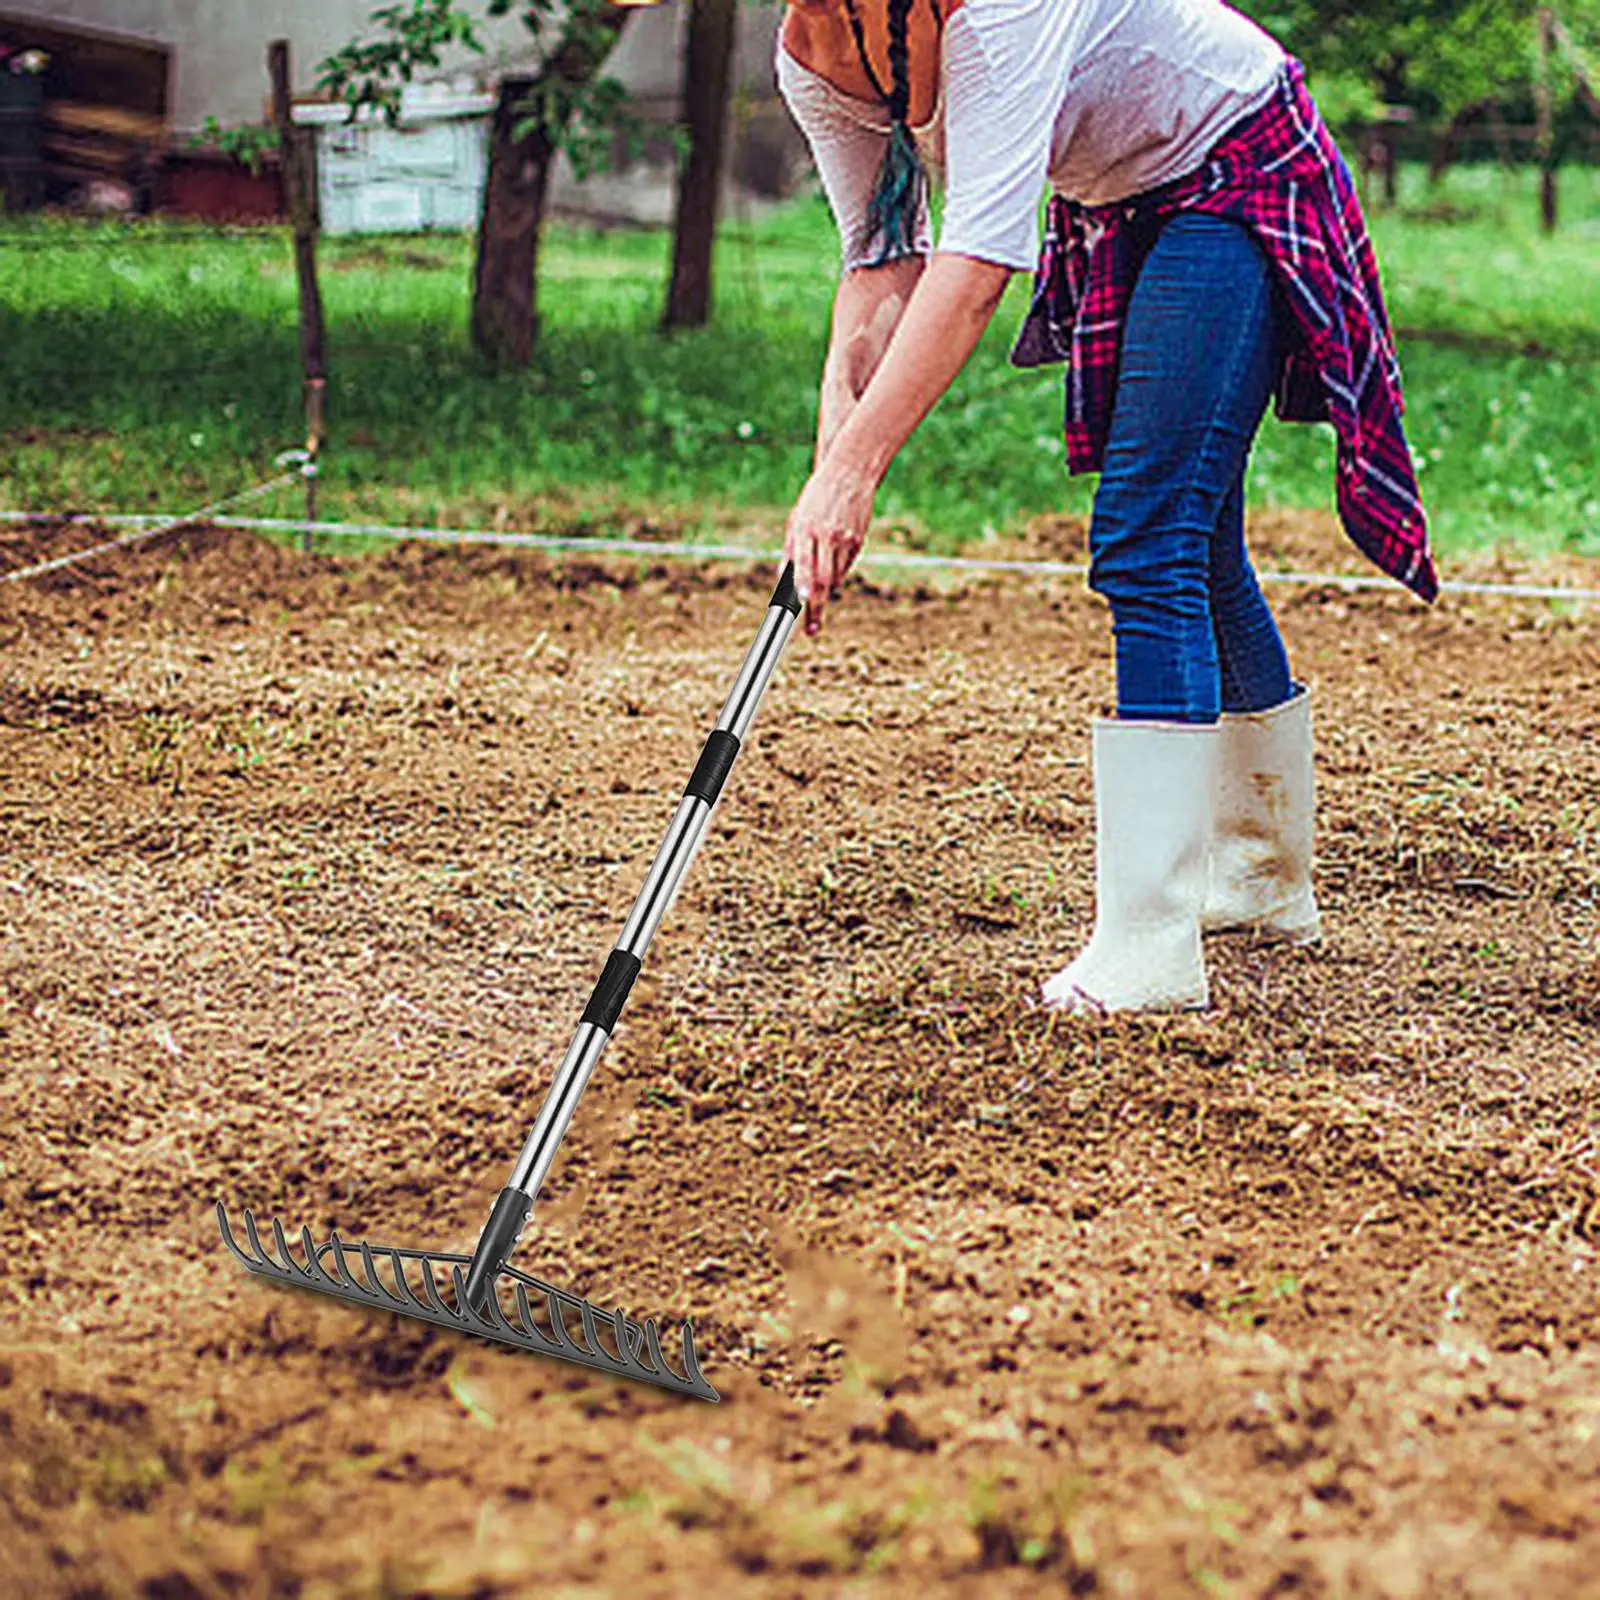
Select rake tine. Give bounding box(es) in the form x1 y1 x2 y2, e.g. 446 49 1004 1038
216 1203 252 1268
300 1225 335 1288
413 1256 452 1318
242 1208 273 1269
326 1233 357 1292
512 1283 552 1349
389 1247 429 1313
360 1240 403 1305
489 1288 526 1340
607 1306 647 1368
451 1267 482 1327
544 1288 584 1354
640 1318 673 1380
577 1300 616 1368
678 1321 710 1392
272 1214 305 1276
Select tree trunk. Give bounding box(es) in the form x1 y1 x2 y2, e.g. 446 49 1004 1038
472 75 552 369
469 5 629 368
663 0 738 331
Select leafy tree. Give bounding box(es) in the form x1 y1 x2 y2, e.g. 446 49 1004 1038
319 0 643 367
1244 0 1599 223
1245 0 1598 117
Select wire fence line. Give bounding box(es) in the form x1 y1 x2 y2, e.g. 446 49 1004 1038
0 461 307 587
4 507 1597 606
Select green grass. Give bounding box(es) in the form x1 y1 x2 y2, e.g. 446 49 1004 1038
1 160 1597 558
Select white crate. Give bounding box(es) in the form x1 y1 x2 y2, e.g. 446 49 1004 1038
294 89 494 235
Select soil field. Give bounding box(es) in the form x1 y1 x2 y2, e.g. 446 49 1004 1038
2 514 1599 1600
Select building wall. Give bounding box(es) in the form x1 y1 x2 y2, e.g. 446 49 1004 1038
7 0 786 133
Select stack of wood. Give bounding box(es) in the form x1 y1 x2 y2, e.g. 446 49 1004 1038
41 98 164 191
0 9 169 205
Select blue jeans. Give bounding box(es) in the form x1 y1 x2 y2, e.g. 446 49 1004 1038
1087 213 1294 723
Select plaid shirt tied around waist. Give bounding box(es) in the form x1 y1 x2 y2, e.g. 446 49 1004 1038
1011 58 1438 604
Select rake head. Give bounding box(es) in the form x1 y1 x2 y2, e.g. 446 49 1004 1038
216 1203 719 1402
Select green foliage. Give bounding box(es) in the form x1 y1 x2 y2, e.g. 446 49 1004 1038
317 0 642 173
316 0 486 122
512 71 651 181
0 164 1596 559
1240 0 1600 116
188 118 281 176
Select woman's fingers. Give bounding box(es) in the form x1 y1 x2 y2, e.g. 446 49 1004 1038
784 469 872 637
787 520 825 636
782 524 814 613
806 525 829 634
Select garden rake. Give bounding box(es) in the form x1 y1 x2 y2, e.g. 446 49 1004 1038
218 563 806 1403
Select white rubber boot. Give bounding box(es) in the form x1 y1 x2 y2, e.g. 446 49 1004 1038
1041 717 1217 1015
1202 683 1322 945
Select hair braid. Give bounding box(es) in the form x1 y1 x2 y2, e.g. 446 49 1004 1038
885 0 912 123
839 0 928 266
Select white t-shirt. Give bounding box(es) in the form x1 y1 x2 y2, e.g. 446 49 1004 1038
776 0 1285 272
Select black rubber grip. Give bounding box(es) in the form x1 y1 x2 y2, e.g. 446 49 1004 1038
580 948 642 1034
771 562 802 616
685 728 741 806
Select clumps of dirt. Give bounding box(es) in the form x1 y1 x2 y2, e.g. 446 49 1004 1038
1 517 1598 1596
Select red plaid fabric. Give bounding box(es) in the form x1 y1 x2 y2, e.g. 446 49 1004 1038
1011 58 1438 604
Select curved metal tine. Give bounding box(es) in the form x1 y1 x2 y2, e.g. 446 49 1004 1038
513 1284 560 1353
678 1321 711 1392
300 1225 337 1288
216 1203 254 1267
242 1209 277 1271
412 1254 453 1318
637 1317 672 1380
325 1234 361 1294
609 1306 649 1368
272 1217 305 1278
359 1240 405 1305
544 1287 585 1354
474 1271 522 1338
577 1300 626 1372
387 1247 429 1313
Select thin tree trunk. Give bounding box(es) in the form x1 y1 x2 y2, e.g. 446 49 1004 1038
664 0 738 331
473 74 550 369
470 6 628 368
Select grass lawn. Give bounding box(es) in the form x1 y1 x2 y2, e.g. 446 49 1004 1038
1 161 1597 559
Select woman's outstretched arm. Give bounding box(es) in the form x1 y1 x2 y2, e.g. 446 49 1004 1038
816 256 926 468
786 250 1014 635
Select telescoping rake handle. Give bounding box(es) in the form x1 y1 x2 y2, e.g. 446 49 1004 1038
459 562 804 1314
220 563 804 1404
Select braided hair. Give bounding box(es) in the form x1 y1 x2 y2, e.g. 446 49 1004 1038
840 0 930 265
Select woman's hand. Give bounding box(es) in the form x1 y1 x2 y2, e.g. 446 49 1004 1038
783 463 877 636
786 251 1014 637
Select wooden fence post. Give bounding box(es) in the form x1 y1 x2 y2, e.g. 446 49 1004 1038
1534 7 1558 233
270 39 327 549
